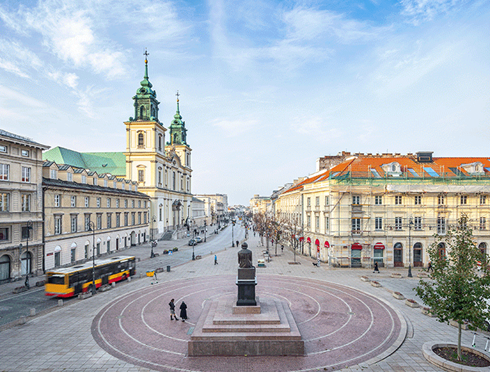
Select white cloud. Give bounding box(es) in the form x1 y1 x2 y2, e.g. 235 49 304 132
0 39 43 78
400 0 467 24
292 116 343 139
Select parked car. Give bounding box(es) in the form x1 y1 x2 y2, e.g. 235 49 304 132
188 239 197 246
195 236 203 243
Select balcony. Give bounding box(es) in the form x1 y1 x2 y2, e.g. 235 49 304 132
351 230 362 236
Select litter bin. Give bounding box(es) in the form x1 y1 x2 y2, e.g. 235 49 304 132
146 271 154 277
166 265 171 272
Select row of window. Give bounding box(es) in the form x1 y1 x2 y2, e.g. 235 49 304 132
0 164 32 182
0 193 31 212
49 169 137 191
53 195 147 209
0 145 30 157
305 216 488 234
305 194 488 207
54 211 148 235
154 168 190 192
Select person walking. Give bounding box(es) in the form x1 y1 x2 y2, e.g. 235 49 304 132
169 299 179 320
214 254 218 265
179 301 188 322
281 245 284 253
373 261 380 273
427 261 433 272
236 240 239 248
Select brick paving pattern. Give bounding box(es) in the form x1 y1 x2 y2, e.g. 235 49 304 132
0 229 489 371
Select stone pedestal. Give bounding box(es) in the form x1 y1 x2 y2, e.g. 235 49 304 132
188 297 304 356
236 267 257 306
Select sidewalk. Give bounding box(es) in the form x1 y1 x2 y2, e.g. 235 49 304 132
0 232 488 371
0 225 220 299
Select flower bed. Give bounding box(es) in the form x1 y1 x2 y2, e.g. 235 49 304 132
423 341 490 371
392 291 405 300
405 298 419 308
370 281 382 287
390 272 402 278
421 307 436 317
360 276 370 282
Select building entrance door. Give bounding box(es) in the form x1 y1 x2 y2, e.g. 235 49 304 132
394 243 403 267
413 242 423 267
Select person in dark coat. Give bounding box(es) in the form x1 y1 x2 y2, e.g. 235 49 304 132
179 301 188 322
169 299 178 321
373 261 380 273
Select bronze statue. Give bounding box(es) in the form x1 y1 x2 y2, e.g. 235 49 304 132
238 242 253 268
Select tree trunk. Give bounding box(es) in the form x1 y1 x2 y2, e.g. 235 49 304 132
457 323 462 361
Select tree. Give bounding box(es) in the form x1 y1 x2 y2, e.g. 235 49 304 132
415 214 490 361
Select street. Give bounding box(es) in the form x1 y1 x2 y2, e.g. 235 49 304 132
0 223 245 328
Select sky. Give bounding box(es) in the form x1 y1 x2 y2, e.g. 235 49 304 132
1 0 489 206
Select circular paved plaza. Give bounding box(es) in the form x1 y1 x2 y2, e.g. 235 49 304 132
92 274 405 372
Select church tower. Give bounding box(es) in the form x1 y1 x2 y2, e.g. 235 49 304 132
124 51 193 239
167 92 192 169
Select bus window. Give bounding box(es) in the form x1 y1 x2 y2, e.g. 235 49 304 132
47 274 66 285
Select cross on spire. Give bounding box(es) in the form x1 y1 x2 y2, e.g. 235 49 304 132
143 48 149 61
176 90 180 102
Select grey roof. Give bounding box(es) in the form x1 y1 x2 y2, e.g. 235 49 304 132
0 129 49 149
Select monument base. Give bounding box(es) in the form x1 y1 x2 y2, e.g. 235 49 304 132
236 268 257 306
188 297 304 356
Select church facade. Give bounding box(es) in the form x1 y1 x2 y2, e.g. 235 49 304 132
44 55 193 240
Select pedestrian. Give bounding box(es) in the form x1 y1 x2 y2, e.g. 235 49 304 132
373 261 379 273
281 245 284 253
427 261 433 272
169 299 179 320
179 301 188 322
214 254 218 265
236 240 239 248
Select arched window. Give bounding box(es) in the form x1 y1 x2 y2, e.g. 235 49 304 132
158 134 162 151
138 133 144 147
0 255 11 281
394 242 403 267
21 251 32 275
151 107 155 118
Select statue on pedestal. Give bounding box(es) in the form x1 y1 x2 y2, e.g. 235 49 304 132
236 242 257 306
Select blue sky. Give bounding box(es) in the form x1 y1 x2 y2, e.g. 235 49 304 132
1 0 489 206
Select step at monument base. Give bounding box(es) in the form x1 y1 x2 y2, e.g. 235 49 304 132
188 297 304 356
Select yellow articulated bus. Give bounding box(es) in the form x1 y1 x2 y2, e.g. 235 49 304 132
45 255 136 298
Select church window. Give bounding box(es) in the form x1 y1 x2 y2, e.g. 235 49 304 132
158 135 162 151
173 172 176 190
151 107 155 118
138 133 144 148
138 170 144 182
158 169 162 185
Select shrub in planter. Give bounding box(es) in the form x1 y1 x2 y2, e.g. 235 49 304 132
173 247 178 252
360 276 370 282
393 291 405 300
371 281 381 287
163 250 169 254
405 298 419 308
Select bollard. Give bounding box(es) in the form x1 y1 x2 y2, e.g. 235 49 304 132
58 299 63 307
19 316 27 325
111 282 116 288
167 265 171 272
128 276 132 282
30 308 36 317
485 337 490 351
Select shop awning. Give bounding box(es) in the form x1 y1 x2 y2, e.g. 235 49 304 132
299 236 304 242
374 242 385 250
315 239 320 246
324 241 330 248
351 243 363 250
306 237 311 243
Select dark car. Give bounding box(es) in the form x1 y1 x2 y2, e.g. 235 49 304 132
188 239 197 246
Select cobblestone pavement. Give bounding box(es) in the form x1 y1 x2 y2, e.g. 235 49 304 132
0 232 489 371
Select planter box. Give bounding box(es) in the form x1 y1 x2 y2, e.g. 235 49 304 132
421 307 436 317
450 320 469 330
360 276 370 282
392 292 405 300
390 272 402 278
371 281 382 287
405 299 419 308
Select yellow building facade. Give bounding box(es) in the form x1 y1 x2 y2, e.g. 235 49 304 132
276 152 490 268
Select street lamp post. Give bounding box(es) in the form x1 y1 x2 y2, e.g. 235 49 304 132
150 216 156 258
204 220 207 242
232 220 235 247
408 218 413 278
192 229 196 260
88 221 97 295
24 220 33 289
